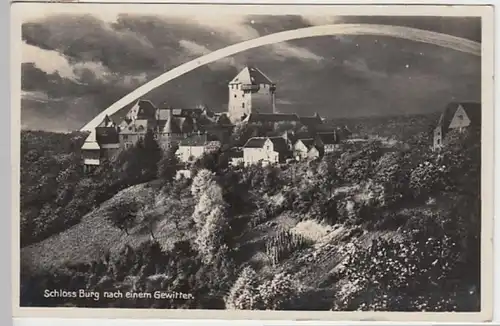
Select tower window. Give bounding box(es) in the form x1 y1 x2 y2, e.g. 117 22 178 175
234 94 237 98
242 103 245 108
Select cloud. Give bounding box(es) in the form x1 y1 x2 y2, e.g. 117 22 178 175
22 42 78 80
21 90 50 103
18 12 481 131
184 14 323 62
178 40 242 69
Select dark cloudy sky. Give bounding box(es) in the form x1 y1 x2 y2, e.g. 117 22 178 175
19 5 481 132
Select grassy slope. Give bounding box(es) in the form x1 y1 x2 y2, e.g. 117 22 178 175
21 182 196 273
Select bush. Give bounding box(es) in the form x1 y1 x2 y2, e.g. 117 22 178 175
225 269 302 310
265 229 312 266
333 223 466 311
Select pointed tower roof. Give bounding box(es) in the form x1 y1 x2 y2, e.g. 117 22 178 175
229 66 273 85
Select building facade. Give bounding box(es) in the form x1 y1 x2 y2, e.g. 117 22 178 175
433 102 481 151
242 137 290 166
176 133 222 163
228 66 276 123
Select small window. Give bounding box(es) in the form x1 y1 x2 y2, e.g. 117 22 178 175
242 103 245 108
437 139 441 145
234 94 237 98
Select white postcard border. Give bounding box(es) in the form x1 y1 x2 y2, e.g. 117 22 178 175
10 1 496 322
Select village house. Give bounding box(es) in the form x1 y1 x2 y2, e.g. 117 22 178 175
175 133 222 163
81 99 230 171
293 138 323 161
315 131 342 154
433 102 481 151
81 65 341 172
243 136 290 166
228 149 245 167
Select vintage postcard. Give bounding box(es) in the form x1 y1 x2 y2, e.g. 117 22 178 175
11 1 494 322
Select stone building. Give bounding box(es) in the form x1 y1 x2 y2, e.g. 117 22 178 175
228 66 276 123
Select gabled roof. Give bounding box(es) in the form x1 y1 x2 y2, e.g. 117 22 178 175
296 138 316 149
230 66 274 85
268 137 289 153
126 100 157 120
97 115 117 128
119 119 151 134
438 102 481 131
243 137 268 148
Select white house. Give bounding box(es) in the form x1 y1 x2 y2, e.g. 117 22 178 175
228 149 244 167
433 102 481 151
176 133 221 163
243 137 290 166
293 138 322 161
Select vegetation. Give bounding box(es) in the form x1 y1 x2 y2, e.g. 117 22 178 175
20 113 481 311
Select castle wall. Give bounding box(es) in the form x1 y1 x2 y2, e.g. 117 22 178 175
250 85 274 114
228 83 275 123
228 84 248 122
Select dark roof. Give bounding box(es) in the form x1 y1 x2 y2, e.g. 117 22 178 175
246 113 300 123
157 116 194 134
268 137 289 153
130 100 156 119
228 150 244 158
299 113 323 126
172 108 203 117
178 134 208 146
243 137 268 148
438 102 481 131
97 115 117 128
230 66 273 85
316 131 340 145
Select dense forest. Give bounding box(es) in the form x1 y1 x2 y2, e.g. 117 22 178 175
20 113 481 311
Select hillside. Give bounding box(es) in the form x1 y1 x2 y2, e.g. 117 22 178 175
20 125 481 311
19 114 481 311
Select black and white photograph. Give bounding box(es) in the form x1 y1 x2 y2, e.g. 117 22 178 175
12 2 494 321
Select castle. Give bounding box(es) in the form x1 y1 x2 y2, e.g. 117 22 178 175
81 66 326 171
227 66 276 123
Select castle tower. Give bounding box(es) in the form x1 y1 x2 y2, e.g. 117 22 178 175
228 66 276 123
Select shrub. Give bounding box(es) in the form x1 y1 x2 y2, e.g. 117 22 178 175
256 272 302 310
265 229 312 266
225 269 302 310
105 200 140 235
333 226 464 311
225 267 260 310
409 160 448 199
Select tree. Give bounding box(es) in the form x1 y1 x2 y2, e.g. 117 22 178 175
191 169 216 198
138 196 158 240
195 205 228 265
106 200 139 235
225 267 260 310
157 146 180 182
257 272 301 310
